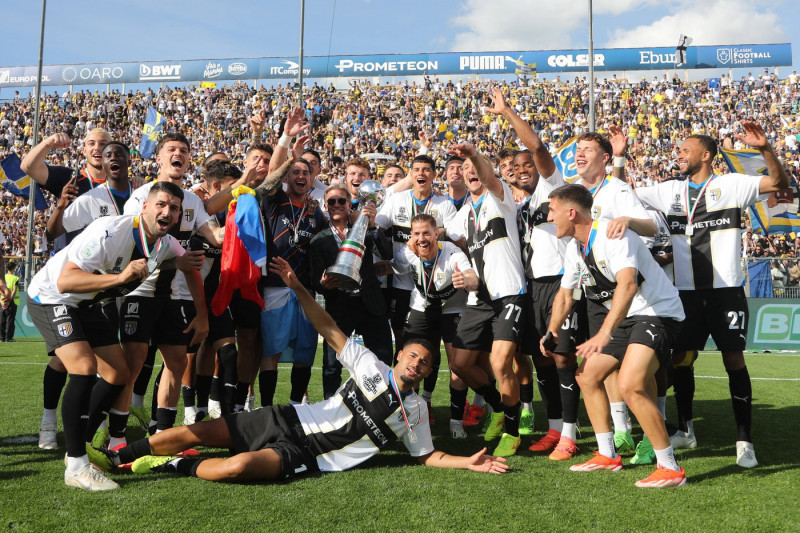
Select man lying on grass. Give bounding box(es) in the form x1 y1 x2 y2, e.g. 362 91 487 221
100 257 509 482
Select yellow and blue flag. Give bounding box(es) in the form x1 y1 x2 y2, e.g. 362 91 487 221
553 136 579 183
0 153 48 210
139 106 166 159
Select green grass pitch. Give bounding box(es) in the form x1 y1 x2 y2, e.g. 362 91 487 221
1 339 798 532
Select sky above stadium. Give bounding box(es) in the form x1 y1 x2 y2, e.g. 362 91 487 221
2 0 798 73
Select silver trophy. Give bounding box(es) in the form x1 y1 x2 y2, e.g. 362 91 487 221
327 180 385 290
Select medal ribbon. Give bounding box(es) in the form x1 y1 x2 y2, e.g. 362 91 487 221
102 181 131 215
469 193 487 233
389 370 421 435
133 215 163 266
684 175 715 234
578 220 600 287
411 191 433 217
418 242 442 302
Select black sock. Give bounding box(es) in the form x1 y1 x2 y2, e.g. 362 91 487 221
235 381 250 409
133 344 158 396
209 376 220 402
195 375 213 411
503 401 521 437
85 379 124 443
155 407 177 431
43 365 68 409
290 367 312 404
728 366 753 442
150 367 163 422
181 385 196 408
259 371 278 407
449 387 468 421
673 366 695 432
117 438 153 465
423 363 440 396
62 374 94 458
557 365 580 424
218 344 238 413
535 364 562 420
108 411 129 439
520 381 534 405
175 457 206 477
475 383 503 413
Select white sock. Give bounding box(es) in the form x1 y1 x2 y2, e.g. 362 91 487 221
131 394 144 409
67 454 90 472
596 431 617 459
561 422 577 442
450 419 464 430
686 419 694 435
522 401 533 411
208 399 221 410
185 405 197 418
654 446 681 472
657 396 667 420
472 394 485 408
109 436 127 449
548 418 564 433
610 402 629 433
42 408 57 426
98 419 108 431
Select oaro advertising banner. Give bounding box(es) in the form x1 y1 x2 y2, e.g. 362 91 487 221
0 44 791 88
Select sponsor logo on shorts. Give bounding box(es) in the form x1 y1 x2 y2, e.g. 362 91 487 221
293 464 308 474
127 302 139 314
362 373 382 395
53 305 68 318
124 321 137 335
57 322 73 337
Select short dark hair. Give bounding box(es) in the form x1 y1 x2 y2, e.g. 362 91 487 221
204 160 242 183
497 148 517 161
410 213 437 228
686 134 718 159
247 143 274 157
576 132 613 157
155 133 191 155
384 163 405 175
293 158 312 172
148 180 185 202
201 152 229 168
411 154 436 172
445 155 464 168
401 336 436 358
302 148 321 164
103 141 130 155
548 184 592 213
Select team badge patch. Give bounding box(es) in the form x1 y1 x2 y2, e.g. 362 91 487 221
53 305 68 318
57 323 73 337
709 189 721 202
590 205 602 220
80 240 101 259
436 272 445 287
127 302 139 314
124 321 137 335
362 373 382 395
100 205 109 216
184 209 194 222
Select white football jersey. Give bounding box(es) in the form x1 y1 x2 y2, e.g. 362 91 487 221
635 174 761 290
561 221 685 320
294 339 434 472
375 191 457 290
518 172 569 279
28 215 185 307
62 183 132 233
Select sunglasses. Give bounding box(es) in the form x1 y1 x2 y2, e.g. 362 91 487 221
327 197 348 206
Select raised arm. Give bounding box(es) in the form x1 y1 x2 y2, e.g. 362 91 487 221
448 143 503 199
269 256 349 354
46 176 78 239
20 133 71 185
487 87 556 177
268 107 309 174
734 121 790 194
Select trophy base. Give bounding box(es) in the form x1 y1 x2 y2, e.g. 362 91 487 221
327 265 362 291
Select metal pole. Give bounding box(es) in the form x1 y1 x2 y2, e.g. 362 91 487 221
587 0 595 132
25 0 47 288
297 0 305 109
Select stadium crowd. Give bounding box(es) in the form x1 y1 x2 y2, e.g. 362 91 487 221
0 69 798 491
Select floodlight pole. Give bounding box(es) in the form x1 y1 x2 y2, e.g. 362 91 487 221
587 0 596 132
25 0 47 287
297 0 305 109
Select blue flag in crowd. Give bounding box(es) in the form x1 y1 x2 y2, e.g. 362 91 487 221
0 153 48 210
553 136 579 183
139 106 166 159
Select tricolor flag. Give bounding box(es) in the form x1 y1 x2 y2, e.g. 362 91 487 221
721 148 798 234
0 153 48 210
139 106 166 159
553 136 579 183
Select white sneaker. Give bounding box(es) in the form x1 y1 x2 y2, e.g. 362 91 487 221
670 430 697 449
39 422 58 450
245 394 255 412
450 419 467 439
736 441 758 468
64 464 119 491
301 393 310 405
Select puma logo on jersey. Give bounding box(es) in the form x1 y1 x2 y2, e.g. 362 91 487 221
387 395 396 408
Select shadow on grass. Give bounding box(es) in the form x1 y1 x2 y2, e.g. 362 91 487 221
0 469 37 481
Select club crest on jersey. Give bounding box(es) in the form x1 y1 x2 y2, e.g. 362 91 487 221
670 194 683 212
127 302 139 314
52 305 68 318
57 323 73 337
184 209 194 222
397 206 408 223
124 321 137 335
100 205 109 216
436 272 445 286
590 205 602 220
431 209 439 219
362 373 382 395
598 260 611 276
709 189 721 202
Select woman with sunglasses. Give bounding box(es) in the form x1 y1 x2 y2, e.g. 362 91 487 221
309 185 394 398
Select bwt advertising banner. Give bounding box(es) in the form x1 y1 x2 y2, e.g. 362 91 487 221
0 44 791 88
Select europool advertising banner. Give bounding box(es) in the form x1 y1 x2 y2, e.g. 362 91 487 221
0 44 791 88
